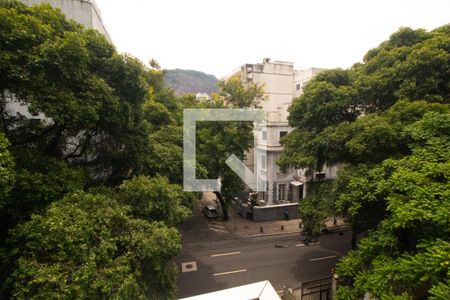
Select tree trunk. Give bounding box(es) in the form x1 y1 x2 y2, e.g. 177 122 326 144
213 191 229 221
44 124 64 159
351 228 357 250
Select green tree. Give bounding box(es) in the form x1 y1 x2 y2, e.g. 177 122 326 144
0 0 189 229
0 1 168 186
335 113 450 298
279 25 450 298
195 78 264 220
2 191 181 299
0 133 14 209
299 181 335 238
0 2 194 298
119 175 192 226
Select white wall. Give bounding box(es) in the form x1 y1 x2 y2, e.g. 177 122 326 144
293 67 325 97
22 0 112 43
238 59 329 206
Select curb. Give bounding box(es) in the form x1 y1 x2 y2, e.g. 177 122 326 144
246 230 301 238
231 224 351 239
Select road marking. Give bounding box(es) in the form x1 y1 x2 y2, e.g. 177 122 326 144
209 224 227 229
211 251 241 258
309 255 337 262
296 242 320 247
210 221 224 225
213 269 247 276
209 227 229 233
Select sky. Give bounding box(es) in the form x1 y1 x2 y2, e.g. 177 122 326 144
95 0 449 78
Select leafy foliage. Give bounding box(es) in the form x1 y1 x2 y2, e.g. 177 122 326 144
2 191 180 299
299 181 335 237
0 133 14 209
0 0 170 185
194 78 264 219
119 175 192 226
0 1 197 298
280 25 450 298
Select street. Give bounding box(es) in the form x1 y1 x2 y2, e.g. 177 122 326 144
175 212 351 298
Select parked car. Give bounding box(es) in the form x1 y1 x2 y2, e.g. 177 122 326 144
203 205 218 219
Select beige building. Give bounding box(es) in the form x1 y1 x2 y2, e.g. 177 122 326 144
229 59 337 214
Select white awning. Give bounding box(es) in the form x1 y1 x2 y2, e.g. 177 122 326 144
290 180 303 186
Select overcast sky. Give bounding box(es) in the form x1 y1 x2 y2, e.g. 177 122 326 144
95 0 449 78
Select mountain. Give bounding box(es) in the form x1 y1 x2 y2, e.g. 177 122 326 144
164 69 218 96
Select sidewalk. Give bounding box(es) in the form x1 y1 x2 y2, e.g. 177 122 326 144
201 192 347 238
223 212 346 237
224 214 301 236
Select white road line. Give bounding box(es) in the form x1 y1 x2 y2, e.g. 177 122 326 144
210 221 224 225
309 255 337 262
296 242 320 247
211 251 241 258
209 224 227 229
209 227 229 233
213 269 247 276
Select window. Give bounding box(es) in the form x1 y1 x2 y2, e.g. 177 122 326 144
260 181 268 201
315 172 326 181
288 184 293 201
279 131 288 143
296 83 301 91
278 184 286 201
261 155 266 170
262 131 267 141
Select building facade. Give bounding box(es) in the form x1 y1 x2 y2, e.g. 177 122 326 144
22 0 111 43
229 59 337 211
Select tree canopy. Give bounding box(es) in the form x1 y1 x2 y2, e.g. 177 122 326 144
0 1 196 298
194 77 264 219
279 25 450 299
0 133 14 209
3 191 181 299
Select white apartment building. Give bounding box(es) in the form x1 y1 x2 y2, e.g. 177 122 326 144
229 58 338 209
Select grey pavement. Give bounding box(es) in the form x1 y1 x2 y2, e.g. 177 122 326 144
193 192 347 239
175 194 352 298
175 231 351 298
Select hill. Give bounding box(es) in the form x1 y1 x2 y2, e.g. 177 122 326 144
164 69 218 95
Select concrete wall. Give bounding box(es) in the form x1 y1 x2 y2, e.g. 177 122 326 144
4 93 50 121
253 203 299 222
242 60 294 114
293 68 325 98
256 124 291 147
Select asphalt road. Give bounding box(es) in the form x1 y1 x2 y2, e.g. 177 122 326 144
175 231 351 298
